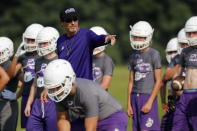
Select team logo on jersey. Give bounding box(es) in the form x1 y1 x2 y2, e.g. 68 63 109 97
24 59 35 82
145 118 154 127
92 63 102 81
37 63 47 88
134 58 152 81
189 54 197 62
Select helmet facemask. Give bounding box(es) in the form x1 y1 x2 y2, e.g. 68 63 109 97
37 40 56 56
185 32 197 46
184 16 197 46
46 76 74 102
36 27 59 56
23 24 44 52
0 37 14 64
166 51 177 63
165 38 179 63
129 22 154 50
0 48 10 64
23 37 37 52
93 45 106 55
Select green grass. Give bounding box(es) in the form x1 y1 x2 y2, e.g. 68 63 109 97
16 65 165 131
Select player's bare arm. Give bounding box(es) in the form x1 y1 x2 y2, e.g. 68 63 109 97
24 76 37 117
100 75 112 90
127 71 134 117
41 88 48 103
7 42 24 78
173 65 183 79
141 68 162 113
57 111 70 131
0 66 10 91
164 65 179 81
160 79 169 113
85 116 98 131
16 73 24 99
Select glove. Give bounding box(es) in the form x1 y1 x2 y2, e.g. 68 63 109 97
2 89 16 100
15 42 25 57
168 95 176 112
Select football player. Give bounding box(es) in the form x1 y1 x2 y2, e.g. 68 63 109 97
8 23 44 128
91 26 114 90
172 16 197 131
43 59 128 131
160 36 187 131
0 37 23 131
127 21 162 131
24 27 59 131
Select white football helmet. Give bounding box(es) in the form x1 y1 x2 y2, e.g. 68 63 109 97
23 23 44 52
165 38 179 63
44 59 76 102
184 16 197 46
177 28 189 52
90 26 107 55
36 27 60 56
129 21 154 50
0 37 14 64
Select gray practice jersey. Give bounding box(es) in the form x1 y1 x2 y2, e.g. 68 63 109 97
1 61 21 95
129 48 162 94
35 56 58 98
18 52 40 96
92 53 114 84
55 78 123 121
179 46 197 68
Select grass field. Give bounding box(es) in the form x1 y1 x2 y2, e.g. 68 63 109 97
16 65 165 131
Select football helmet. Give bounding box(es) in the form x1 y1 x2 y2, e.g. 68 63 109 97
129 21 154 50
177 28 189 52
36 27 59 56
23 23 44 52
44 59 76 102
90 26 107 55
165 38 179 63
0 37 14 64
184 16 197 46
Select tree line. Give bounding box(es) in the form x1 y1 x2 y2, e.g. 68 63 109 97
0 0 196 64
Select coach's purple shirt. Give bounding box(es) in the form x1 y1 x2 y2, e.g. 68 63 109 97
57 28 106 80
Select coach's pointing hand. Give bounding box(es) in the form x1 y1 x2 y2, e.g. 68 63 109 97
105 35 116 46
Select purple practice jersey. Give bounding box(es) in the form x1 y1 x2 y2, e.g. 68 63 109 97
168 54 180 68
129 48 162 94
57 28 106 80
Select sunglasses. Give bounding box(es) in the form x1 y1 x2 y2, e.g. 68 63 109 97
64 16 78 23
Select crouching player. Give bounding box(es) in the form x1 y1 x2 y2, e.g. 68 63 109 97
43 59 128 131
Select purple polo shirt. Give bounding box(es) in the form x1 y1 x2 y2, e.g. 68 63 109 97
57 28 106 80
